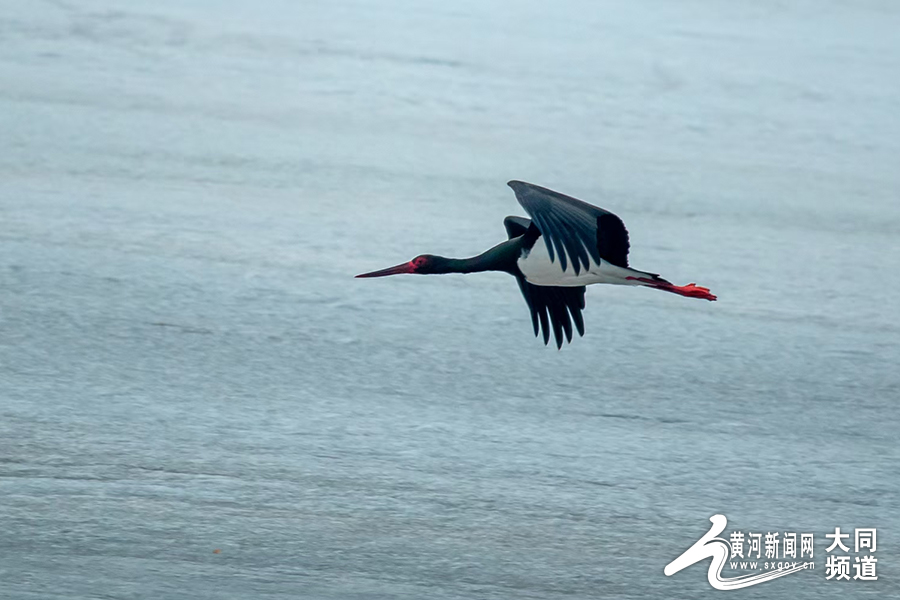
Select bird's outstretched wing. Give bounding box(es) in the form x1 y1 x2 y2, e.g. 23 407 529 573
503 215 586 349
502 215 532 239
507 180 630 273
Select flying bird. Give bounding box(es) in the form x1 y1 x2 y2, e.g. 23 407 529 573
357 181 716 348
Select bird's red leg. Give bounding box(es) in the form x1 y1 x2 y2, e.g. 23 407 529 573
626 277 717 301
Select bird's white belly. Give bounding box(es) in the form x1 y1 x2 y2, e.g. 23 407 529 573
517 242 641 287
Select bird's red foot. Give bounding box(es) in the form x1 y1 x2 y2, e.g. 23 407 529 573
665 282 717 301
628 278 717 301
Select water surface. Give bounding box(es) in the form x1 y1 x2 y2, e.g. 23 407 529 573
1 1 899 598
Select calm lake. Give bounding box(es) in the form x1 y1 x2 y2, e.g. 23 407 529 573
1 1 899 598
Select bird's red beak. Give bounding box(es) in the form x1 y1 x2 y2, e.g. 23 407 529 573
355 261 415 278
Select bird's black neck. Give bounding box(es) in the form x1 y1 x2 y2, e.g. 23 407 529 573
432 239 521 275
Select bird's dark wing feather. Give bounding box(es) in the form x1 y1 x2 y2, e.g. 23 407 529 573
503 215 532 239
503 214 586 349
514 277 586 349
507 180 630 272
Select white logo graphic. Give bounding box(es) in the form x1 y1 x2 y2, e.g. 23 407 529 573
665 515 807 590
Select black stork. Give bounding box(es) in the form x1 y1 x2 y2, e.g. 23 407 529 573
357 181 716 348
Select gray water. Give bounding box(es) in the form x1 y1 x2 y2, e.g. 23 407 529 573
2 1 899 598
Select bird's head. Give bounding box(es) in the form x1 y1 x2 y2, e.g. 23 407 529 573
356 254 447 278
